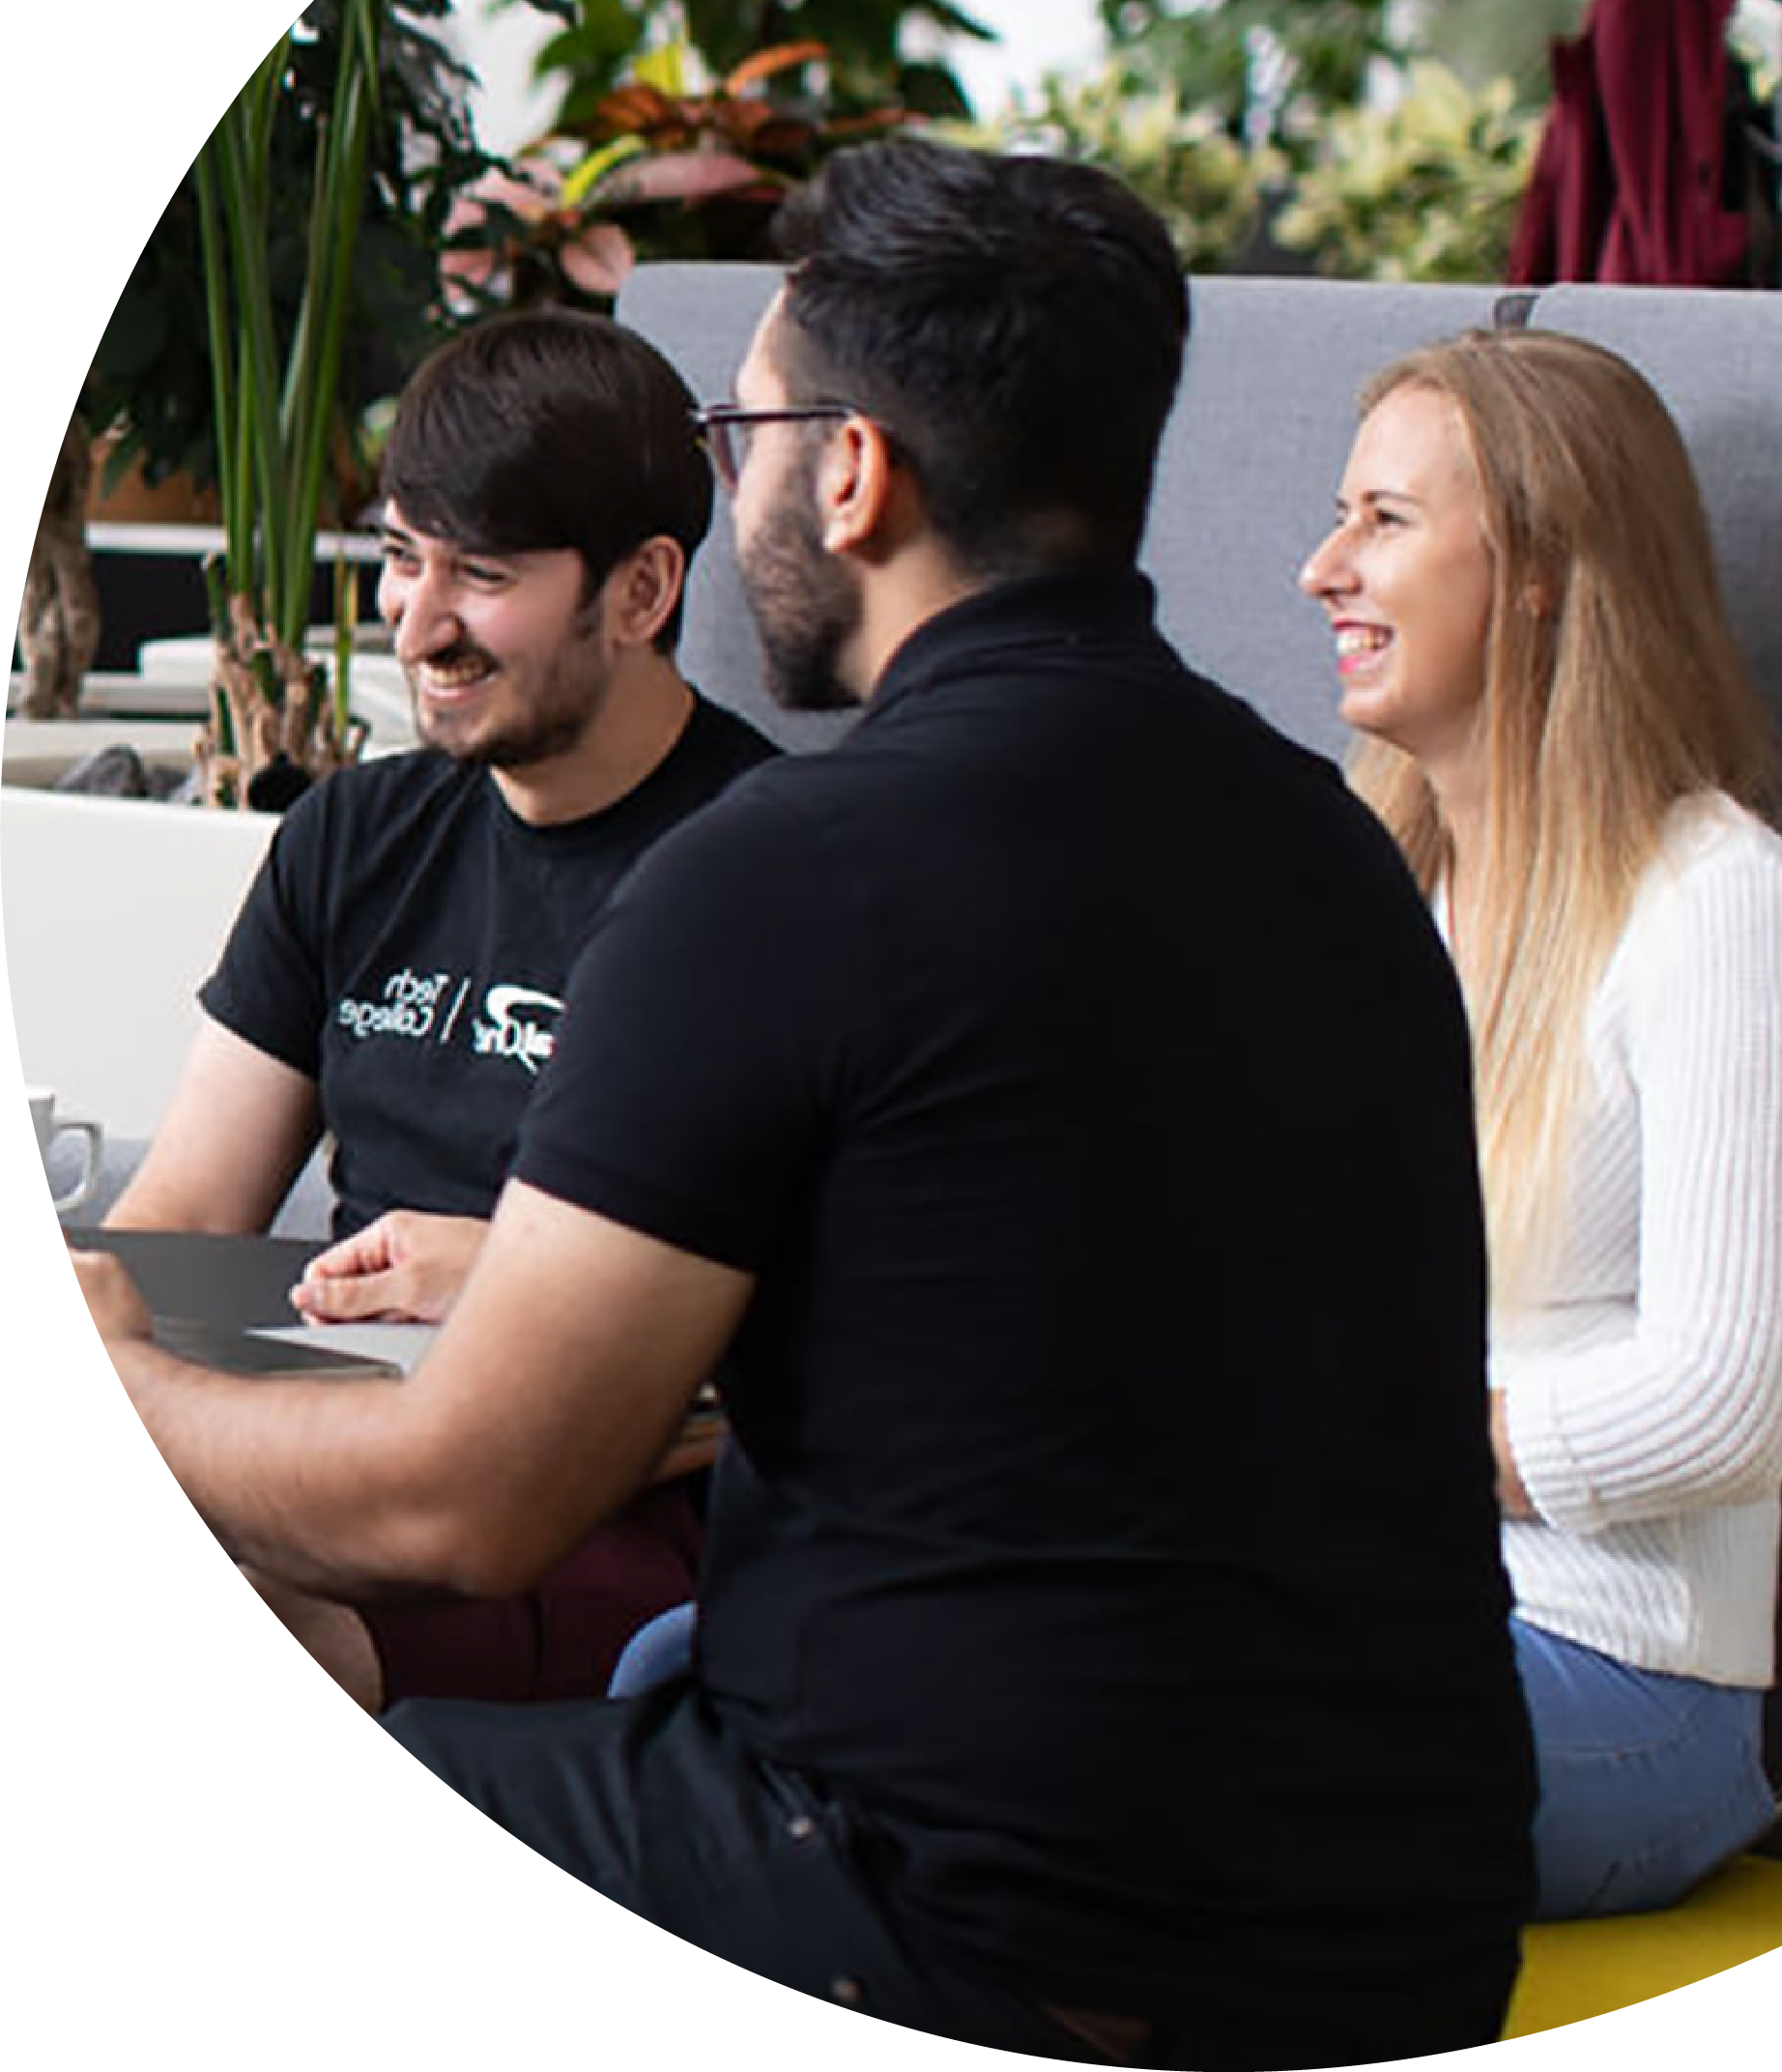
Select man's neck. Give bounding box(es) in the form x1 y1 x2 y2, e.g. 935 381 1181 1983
493 651 694 828
852 541 987 701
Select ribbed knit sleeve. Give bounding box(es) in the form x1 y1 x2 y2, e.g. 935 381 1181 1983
1500 801 1782 1535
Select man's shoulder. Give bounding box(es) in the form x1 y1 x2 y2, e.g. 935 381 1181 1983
293 748 475 829
681 691 782 783
269 750 482 880
608 751 843 933
320 745 468 802
689 690 779 756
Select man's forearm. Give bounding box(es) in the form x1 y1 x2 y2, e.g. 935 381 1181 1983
109 1336 451 1599
87 1180 754 1609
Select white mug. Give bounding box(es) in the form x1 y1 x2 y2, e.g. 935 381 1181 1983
26 1084 103 1217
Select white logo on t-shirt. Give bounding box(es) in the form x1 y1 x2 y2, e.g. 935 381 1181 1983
334 969 562 1074
470 984 562 1075
335 966 453 1041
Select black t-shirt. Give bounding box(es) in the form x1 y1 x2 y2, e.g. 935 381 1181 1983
514 574 1536 2023
201 692 775 1236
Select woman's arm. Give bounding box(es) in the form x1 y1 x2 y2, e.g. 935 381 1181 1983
1496 820 1782 1533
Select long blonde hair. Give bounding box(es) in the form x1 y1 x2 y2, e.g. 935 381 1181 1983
1346 329 1779 1303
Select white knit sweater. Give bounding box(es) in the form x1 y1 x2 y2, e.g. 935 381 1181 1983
1486 794 1782 1686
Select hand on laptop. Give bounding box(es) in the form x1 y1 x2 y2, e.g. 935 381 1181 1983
290 1210 486 1325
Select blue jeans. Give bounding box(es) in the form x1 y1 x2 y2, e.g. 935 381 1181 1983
607 1597 698 1697
1513 1619 1776 1917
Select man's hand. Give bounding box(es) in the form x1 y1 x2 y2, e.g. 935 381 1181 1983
70 1249 155 1345
291 1211 487 1324
95 1180 751 1600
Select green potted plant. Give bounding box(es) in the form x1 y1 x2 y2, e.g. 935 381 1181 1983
195 0 520 807
1270 59 1540 282
441 34 918 307
504 0 989 124
443 3 987 312
954 62 1282 273
19 0 492 791
192 0 382 808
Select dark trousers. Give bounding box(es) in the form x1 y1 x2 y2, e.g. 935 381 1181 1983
384 1679 1112 2061
386 1681 1521 2069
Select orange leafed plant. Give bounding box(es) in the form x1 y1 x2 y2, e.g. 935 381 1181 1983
440 39 909 313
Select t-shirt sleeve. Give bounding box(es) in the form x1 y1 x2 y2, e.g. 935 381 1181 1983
196 782 334 1079
512 779 850 1270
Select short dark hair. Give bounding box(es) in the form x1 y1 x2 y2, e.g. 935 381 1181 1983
769 139 1188 577
381 309 712 651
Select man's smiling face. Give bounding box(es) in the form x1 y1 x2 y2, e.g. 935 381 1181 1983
378 502 614 770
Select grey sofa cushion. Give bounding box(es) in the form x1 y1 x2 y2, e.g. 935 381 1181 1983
48 1134 335 1241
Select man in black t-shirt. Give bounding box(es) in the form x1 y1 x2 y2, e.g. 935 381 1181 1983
81 147 1535 2065
105 310 775 1712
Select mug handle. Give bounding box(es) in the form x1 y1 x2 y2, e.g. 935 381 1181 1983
48 1116 103 1217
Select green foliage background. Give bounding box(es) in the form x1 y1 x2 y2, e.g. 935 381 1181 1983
84 0 494 498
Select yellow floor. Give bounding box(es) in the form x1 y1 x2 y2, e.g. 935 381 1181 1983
1503 1854 1782 2036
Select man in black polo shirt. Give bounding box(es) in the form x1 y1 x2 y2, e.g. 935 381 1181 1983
79 141 1536 2065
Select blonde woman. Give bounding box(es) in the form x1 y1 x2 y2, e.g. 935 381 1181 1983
1301 327 1782 1917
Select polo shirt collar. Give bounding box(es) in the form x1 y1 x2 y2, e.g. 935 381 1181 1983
864 565 1161 725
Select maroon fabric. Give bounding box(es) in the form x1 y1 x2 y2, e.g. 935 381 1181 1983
1507 0 1747 286
362 1479 703 1707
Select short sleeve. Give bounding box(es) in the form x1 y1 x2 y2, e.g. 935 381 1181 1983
197 782 334 1078
511 779 853 1270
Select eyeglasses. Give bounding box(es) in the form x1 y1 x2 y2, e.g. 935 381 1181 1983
690 402 855 489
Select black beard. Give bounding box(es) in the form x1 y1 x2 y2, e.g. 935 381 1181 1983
454 703 592 772
738 481 861 713
409 639 608 770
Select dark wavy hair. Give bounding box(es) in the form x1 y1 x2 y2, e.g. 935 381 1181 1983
770 138 1189 579
381 308 712 651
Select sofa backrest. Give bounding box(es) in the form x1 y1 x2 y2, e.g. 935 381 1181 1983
618 264 1782 767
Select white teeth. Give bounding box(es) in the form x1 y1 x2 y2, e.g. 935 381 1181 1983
1336 626 1389 657
420 658 491 690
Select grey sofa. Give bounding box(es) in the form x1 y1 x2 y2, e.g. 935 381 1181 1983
618 266 1782 763
618 264 1782 1809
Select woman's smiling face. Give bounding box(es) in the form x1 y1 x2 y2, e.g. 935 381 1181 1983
1299 382 1497 773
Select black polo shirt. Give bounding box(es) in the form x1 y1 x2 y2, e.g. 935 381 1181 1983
515 570 1535 2022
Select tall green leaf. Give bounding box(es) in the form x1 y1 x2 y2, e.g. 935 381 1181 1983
196 1 387 653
